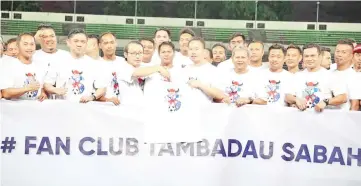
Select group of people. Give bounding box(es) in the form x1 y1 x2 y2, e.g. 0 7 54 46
0 24 360 113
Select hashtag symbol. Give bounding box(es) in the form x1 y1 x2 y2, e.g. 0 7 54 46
1 137 16 153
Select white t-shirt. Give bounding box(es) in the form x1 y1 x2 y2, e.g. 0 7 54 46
100 56 126 99
292 68 348 110
0 58 46 100
330 63 337 71
151 51 192 68
218 68 267 104
44 55 107 102
32 49 69 71
115 62 145 107
143 66 202 143
349 72 361 100
182 62 220 104
261 69 294 106
332 68 360 101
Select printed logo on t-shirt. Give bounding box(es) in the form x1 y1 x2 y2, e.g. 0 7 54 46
69 70 85 95
188 77 197 81
24 73 38 98
138 77 145 91
181 64 187 68
111 72 120 96
266 80 281 103
302 82 321 108
161 76 170 82
225 80 243 103
165 88 182 112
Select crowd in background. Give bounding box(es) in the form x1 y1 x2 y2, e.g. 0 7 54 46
0 24 360 112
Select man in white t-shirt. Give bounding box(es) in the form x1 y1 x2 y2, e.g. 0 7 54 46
217 32 246 71
32 24 69 76
140 38 155 64
97 32 125 105
173 28 195 68
330 38 357 71
285 43 348 112
183 37 226 104
332 39 360 111
0 33 47 101
219 48 267 107
285 44 302 74
44 29 106 103
114 41 170 107
86 34 101 60
262 44 294 106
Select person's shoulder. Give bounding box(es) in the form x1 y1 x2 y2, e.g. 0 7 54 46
217 59 232 68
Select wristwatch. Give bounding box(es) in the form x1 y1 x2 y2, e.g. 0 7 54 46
323 99 329 106
248 97 254 104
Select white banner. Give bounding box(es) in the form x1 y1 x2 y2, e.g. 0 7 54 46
0 100 361 186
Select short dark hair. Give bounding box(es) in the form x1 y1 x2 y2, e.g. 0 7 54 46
347 38 356 44
5 38 17 50
68 28 87 39
154 27 171 38
158 41 175 53
37 23 55 31
228 32 246 43
99 32 116 43
188 37 205 48
179 28 196 37
205 48 213 59
139 37 155 46
286 44 302 54
303 43 321 55
320 46 331 56
16 32 35 44
6 38 17 45
337 39 354 50
268 44 286 55
88 34 100 44
124 41 143 53
249 40 264 49
211 43 227 52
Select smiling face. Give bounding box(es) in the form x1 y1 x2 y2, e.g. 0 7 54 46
18 35 36 59
67 33 87 57
188 40 205 63
303 47 322 70
268 49 285 71
232 49 249 70
40 28 57 53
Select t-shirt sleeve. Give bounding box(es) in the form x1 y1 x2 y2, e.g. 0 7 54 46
348 73 361 100
0 64 15 90
117 62 135 83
